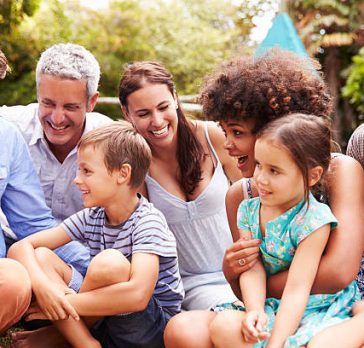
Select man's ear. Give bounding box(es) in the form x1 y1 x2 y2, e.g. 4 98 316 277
308 166 324 187
87 92 99 112
117 163 132 185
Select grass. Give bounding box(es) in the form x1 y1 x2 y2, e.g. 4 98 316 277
0 325 23 348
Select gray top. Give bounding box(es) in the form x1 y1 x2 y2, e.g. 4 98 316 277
145 122 233 293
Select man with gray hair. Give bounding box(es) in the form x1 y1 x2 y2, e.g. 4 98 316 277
0 43 112 276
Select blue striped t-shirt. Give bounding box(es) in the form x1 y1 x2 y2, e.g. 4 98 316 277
61 195 184 318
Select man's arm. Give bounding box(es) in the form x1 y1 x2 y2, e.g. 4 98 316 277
1 120 55 250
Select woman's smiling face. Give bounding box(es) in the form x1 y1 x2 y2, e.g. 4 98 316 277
219 118 257 178
124 83 178 151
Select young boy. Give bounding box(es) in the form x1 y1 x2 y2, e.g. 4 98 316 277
8 121 184 348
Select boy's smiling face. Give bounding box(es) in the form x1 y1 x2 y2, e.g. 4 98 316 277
74 145 119 208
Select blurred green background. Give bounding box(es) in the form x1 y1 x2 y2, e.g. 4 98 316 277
0 0 363 149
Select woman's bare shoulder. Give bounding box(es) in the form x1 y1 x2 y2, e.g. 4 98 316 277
328 153 363 186
226 179 245 205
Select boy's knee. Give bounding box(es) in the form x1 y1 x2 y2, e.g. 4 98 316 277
34 246 54 263
87 249 130 283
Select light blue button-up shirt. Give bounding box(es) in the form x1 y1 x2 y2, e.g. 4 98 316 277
0 118 56 257
0 104 112 274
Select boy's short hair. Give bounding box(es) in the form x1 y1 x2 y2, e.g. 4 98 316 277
78 121 151 188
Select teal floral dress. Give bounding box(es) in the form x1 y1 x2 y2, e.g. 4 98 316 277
215 193 360 348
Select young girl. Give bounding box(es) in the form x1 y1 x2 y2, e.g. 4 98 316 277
209 113 360 348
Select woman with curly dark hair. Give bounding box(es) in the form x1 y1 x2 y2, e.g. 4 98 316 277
164 48 364 348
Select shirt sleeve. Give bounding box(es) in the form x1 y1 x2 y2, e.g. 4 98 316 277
237 199 251 230
131 210 177 258
0 121 55 256
293 200 338 245
61 209 88 243
347 125 364 169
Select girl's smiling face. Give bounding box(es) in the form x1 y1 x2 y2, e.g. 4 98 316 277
219 119 257 178
254 137 305 213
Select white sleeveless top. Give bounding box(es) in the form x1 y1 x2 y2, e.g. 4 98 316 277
145 122 233 293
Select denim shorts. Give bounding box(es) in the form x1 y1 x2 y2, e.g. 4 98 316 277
91 296 169 348
67 264 84 292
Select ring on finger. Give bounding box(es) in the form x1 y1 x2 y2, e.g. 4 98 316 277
238 258 246 266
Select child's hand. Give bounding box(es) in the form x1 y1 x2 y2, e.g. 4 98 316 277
33 282 79 321
241 309 270 343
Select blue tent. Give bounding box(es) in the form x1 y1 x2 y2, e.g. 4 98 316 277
255 12 308 57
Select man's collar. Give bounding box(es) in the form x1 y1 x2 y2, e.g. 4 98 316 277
83 112 94 135
29 105 44 146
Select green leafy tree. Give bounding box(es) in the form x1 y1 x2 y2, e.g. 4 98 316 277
286 0 364 146
0 0 40 34
0 0 269 120
0 0 42 80
342 47 364 119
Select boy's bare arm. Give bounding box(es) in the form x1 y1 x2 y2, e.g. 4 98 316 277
7 226 77 320
66 252 159 316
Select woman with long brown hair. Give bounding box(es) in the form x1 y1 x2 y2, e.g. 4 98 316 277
118 61 241 311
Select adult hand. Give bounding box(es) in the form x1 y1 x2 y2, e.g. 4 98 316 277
223 238 261 283
241 309 270 343
24 302 47 321
33 283 79 321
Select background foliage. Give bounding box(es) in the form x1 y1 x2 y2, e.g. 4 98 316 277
0 0 363 145
0 0 273 118
287 0 364 146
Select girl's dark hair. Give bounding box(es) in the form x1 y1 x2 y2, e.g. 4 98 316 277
257 113 332 205
200 48 333 133
118 61 204 195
